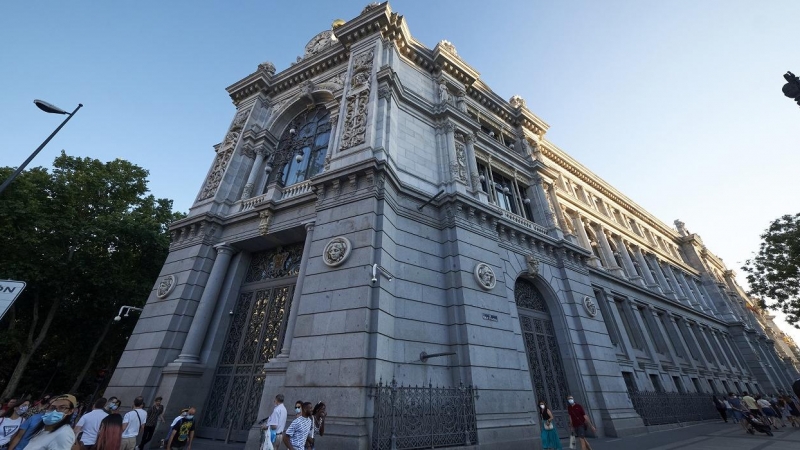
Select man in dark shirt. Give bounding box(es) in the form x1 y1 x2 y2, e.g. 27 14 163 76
167 407 196 450
141 396 165 449
567 395 595 450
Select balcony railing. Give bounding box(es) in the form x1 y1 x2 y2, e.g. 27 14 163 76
493 206 548 235
280 180 312 200
240 193 269 212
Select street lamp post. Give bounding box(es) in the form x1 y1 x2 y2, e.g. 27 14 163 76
0 100 83 195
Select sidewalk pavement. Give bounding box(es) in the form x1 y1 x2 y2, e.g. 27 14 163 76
590 420 800 450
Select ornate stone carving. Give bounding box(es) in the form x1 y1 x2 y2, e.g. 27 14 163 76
509 95 527 109
257 61 276 76
231 107 251 131
582 295 598 317
304 30 337 57
474 263 497 290
470 171 481 191
378 85 392 100
339 49 374 150
526 255 540 277
451 142 467 182
258 210 273 236
198 130 241 201
362 2 380 14
323 236 352 267
438 40 457 55
156 275 176 299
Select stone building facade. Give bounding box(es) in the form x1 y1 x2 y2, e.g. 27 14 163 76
106 3 800 449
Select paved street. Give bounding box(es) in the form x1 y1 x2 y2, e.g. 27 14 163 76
591 421 800 450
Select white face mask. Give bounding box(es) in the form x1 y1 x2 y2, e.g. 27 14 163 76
539 405 545 409
567 399 575 405
295 408 301 414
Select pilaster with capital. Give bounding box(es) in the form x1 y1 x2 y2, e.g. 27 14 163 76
631 245 661 292
616 237 644 286
174 243 236 365
595 225 624 276
241 145 269 200
575 215 602 268
529 174 559 236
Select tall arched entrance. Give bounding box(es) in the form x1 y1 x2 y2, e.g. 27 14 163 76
515 279 571 435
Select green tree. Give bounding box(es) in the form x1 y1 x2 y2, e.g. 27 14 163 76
743 213 800 327
0 152 183 399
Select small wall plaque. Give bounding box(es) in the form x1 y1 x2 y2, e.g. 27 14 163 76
583 295 598 317
482 313 498 322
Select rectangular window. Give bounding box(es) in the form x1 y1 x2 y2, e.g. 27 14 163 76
672 376 685 393
677 318 699 360
734 381 741 394
638 307 666 354
615 300 642 350
622 372 637 393
594 289 620 347
657 313 682 358
722 380 730 394
649 374 664 392
476 162 532 220
692 378 703 393
707 379 717 393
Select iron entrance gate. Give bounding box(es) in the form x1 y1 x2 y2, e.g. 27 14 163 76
370 379 478 450
515 279 571 436
200 244 303 442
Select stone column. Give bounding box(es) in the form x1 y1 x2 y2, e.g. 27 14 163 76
578 216 603 268
174 243 236 364
277 221 315 357
647 254 676 299
241 146 267 200
616 237 644 286
662 263 686 299
596 227 624 276
631 246 661 292
546 182 568 234
530 174 559 235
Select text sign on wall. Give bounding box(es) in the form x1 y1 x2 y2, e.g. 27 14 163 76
0 280 26 322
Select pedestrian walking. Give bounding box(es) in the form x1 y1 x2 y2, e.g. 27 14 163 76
160 409 189 448
567 395 595 450
308 402 327 450
74 397 109 450
282 403 313 450
784 396 800 427
293 401 303 420
538 400 562 450
121 396 148 450
727 393 749 433
712 395 727 422
23 394 77 450
756 395 780 428
742 392 760 418
94 414 123 450
261 394 287 450
166 407 196 450
0 400 29 449
141 396 165 450
104 397 121 415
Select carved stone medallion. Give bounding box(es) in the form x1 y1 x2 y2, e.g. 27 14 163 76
323 236 352 267
156 275 176 299
583 295 598 317
474 263 496 290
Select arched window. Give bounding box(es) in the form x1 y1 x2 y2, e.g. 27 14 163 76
269 105 331 188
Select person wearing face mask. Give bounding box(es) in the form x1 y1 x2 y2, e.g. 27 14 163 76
74 397 109 450
160 409 189 448
104 398 121 415
538 400 562 450
293 401 303 420
23 394 76 450
566 396 595 450
166 407 196 450
10 399 45 450
0 400 29 449
282 403 313 450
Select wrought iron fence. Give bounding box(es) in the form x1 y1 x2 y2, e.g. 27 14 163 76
628 390 720 426
370 379 479 450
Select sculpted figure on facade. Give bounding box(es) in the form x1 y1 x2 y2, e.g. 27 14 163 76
323 237 352 267
526 254 540 277
474 263 497 290
509 95 527 109
156 275 176 299
438 80 451 105
438 39 457 56
257 61 276 76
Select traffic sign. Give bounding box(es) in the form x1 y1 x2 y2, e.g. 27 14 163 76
0 280 26 322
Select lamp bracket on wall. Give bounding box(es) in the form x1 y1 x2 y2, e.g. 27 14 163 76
371 264 395 284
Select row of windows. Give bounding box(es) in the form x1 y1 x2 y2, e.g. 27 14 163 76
623 370 757 395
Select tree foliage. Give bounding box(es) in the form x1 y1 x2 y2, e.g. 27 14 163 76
0 152 184 399
743 213 800 327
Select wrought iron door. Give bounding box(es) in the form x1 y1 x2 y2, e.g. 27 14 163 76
515 279 571 437
201 285 294 441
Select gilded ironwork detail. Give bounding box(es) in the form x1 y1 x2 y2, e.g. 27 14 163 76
244 243 304 283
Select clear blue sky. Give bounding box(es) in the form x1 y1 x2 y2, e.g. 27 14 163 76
2 1 799 340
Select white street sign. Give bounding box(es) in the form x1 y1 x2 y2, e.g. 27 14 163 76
0 280 26 322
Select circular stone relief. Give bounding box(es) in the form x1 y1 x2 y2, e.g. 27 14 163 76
156 275 176 299
583 295 598 317
322 236 352 267
474 263 497 290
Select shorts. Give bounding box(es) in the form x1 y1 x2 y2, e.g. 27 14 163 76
574 424 587 438
763 408 777 417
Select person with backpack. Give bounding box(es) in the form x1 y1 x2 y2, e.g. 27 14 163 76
121 397 148 450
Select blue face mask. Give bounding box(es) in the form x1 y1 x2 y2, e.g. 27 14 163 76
42 411 65 425
110 404 119 411
185 415 194 420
